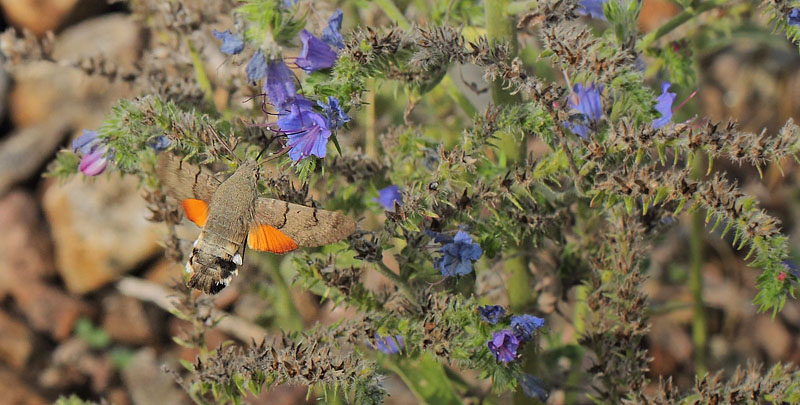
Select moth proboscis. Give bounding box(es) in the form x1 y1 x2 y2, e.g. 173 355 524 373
156 152 356 294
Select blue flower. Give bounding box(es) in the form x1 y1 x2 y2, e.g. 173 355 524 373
478 305 505 324
317 96 350 129
147 135 172 152
652 82 677 129
265 59 298 111
246 50 268 83
789 9 800 27
321 9 345 49
435 230 483 277
577 0 607 20
282 0 298 7
487 329 519 363
566 82 603 138
373 185 402 210
212 29 244 55
517 374 549 401
72 130 111 176
372 334 404 355
295 30 337 72
277 101 332 161
511 314 545 342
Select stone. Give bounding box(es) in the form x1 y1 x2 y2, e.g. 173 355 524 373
0 311 34 370
11 281 89 340
53 13 142 70
102 295 155 345
121 348 186 405
0 367 48 405
42 174 163 294
0 0 79 35
754 316 791 360
0 191 57 298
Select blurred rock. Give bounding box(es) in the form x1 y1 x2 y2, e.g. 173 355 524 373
0 112 73 195
0 367 48 405
144 259 183 287
11 281 89 340
42 175 162 294
0 0 79 35
0 311 34 370
107 388 131 405
41 336 113 392
121 348 186 405
103 295 155 345
0 191 57 298
53 13 141 70
753 316 791 360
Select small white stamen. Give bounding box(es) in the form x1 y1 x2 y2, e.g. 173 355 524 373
232 253 243 266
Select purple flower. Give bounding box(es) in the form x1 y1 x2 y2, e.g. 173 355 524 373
295 30 337 72
212 29 244 55
435 230 483 277
72 130 111 176
373 185 402 210
282 0 298 7
265 59 298 111
321 9 345 49
566 82 603 138
246 50 268 83
478 305 505 324
372 334 404 355
577 0 607 20
277 101 332 161
511 314 545 342
652 82 677 129
317 96 350 129
488 330 519 363
517 374 549 401
789 9 800 26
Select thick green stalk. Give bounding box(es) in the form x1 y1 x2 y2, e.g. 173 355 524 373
484 0 521 106
376 260 416 301
690 152 707 376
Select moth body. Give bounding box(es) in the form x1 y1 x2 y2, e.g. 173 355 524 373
186 161 259 294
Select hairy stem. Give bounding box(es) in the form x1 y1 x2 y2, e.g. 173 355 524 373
376 260 416 300
485 0 521 106
690 151 708 376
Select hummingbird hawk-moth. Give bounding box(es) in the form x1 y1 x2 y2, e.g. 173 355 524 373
156 152 356 294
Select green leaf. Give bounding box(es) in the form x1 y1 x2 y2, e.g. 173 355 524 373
387 354 463 405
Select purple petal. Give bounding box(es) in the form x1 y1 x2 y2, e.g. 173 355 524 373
652 82 677 129
295 30 337 72
212 29 245 55
246 50 268 83
79 148 109 176
264 59 297 111
577 0 607 20
72 130 99 154
321 9 345 49
373 185 402 210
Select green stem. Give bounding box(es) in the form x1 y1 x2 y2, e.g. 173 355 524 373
485 0 521 106
638 0 727 51
373 0 410 29
690 151 707 376
376 260 416 300
506 0 538 15
264 256 304 332
186 39 215 107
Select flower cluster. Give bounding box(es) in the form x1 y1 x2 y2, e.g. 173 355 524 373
211 9 350 162
72 130 112 176
479 308 545 364
430 230 483 277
